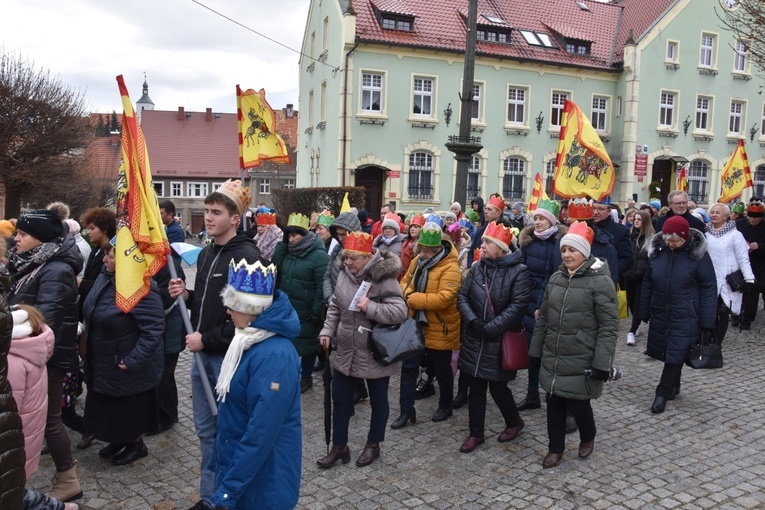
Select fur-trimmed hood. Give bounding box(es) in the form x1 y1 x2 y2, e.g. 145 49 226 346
339 248 402 283
648 228 707 260
518 224 567 248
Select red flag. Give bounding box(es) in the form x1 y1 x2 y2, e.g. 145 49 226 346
528 173 549 211
676 166 688 192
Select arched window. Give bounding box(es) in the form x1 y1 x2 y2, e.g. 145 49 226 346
754 165 765 198
467 156 481 198
545 160 563 200
503 157 525 200
688 159 709 204
408 151 434 199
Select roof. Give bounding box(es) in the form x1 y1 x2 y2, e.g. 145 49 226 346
85 135 122 181
613 0 676 60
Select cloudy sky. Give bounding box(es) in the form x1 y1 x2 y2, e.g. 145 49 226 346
2 0 310 114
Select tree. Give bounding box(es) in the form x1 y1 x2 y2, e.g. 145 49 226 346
110 110 120 133
0 50 92 217
718 1 765 80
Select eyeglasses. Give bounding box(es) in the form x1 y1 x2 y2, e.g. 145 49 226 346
671 201 688 206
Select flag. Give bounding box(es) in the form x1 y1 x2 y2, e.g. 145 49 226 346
552 100 615 201
718 140 753 203
114 75 171 313
340 192 352 213
528 173 550 211
237 85 291 169
676 165 688 192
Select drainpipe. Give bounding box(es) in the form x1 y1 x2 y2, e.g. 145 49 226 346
341 43 359 187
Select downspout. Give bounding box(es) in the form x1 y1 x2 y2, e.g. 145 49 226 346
342 42 359 186
607 5 625 68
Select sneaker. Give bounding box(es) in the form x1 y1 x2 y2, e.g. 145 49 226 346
635 323 644 337
626 333 636 346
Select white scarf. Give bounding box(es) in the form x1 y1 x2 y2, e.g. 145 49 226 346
215 326 276 402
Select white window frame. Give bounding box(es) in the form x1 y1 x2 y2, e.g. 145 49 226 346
470 81 485 126
467 156 481 197
728 100 746 137
550 90 570 129
591 95 609 133
502 157 525 200
359 71 386 116
506 85 527 126
259 179 271 195
666 40 679 63
282 179 295 189
733 40 749 74
187 182 208 198
170 181 183 198
412 76 435 118
699 32 717 69
695 95 713 132
320 81 327 122
407 151 434 200
761 103 765 141
322 16 329 52
153 181 164 197
308 89 314 127
212 182 224 192
659 90 678 130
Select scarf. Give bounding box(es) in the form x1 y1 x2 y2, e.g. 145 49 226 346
255 225 282 261
412 246 448 325
215 326 277 402
378 235 397 246
288 231 318 255
533 225 558 241
7 240 62 291
706 221 736 238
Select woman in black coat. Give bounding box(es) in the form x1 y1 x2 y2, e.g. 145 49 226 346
624 210 654 346
456 224 531 453
82 245 164 465
640 216 717 414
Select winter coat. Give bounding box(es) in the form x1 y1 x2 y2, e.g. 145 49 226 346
372 233 404 257
7 313 53 479
519 224 567 334
209 291 302 510
272 236 329 357
548 225 619 285
73 233 92 278
401 241 462 351
640 229 717 365
188 234 266 356
593 215 634 278
623 230 649 282
400 237 417 281
455 233 472 277
78 246 105 317
736 217 765 280
152 260 186 356
166 221 186 264
9 234 82 373
656 210 707 234
322 212 363 303
82 272 165 397
0 268 25 510
320 250 408 379
705 226 754 315
457 250 531 381
529 257 618 400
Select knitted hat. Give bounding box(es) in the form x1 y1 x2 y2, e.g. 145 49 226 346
419 222 443 247
560 221 594 258
357 210 369 224
747 198 764 218
0 220 16 238
16 210 64 243
381 212 401 235
511 201 524 213
662 215 690 240
533 199 559 226
63 219 81 235
444 211 458 222
451 202 462 212
650 199 661 210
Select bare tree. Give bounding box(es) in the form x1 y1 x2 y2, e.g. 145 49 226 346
718 1 765 80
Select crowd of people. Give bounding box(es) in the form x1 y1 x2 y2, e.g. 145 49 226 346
1 184 763 509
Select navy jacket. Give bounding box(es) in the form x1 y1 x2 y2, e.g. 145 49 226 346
593 216 634 278
519 225 566 335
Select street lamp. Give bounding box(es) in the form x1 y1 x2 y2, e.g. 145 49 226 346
444 103 453 127
535 111 544 134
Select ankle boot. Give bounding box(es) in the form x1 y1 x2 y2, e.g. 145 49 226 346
316 444 350 468
516 390 541 411
48 460 83 502
391 411 416 429
355 442 380 467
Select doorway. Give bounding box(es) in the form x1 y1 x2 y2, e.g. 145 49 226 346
652 160 672 206
354 166 385 221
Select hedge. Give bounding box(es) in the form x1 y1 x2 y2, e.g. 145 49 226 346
272 187 366 223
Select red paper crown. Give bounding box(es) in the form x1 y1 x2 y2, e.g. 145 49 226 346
483 221 513 251
383 212 400 224
410 214 426 226
747 199 764 216
487 194 506 211
568 197 594 220
344 231 374 254
256 212 276 225
567 221 595 245
473 248 482 265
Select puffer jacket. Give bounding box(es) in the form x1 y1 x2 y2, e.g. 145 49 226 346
519 224 567 334
9 234 82 373
82 272 165 397
640 229 718 364
8 313 54 478
457 250 531 381
593 215 634 278
320 250 408 379
323 212 362 303
706 225 754 315
0 268 25 510
623 229 649 282
401 240 462 351
529 257 618 400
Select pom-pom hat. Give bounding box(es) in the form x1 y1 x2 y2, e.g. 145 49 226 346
419 222 443 247
16 209 64 243
482 222 513 252
221 259 277 316
344 231 373 254
560 221 594 258
217 179 251 216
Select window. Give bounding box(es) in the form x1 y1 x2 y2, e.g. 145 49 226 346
507 87 526 124
413 78 433 116
729 100 744 135
471 83 483 122
408 151 434 199
310 32 315 58
381 15 413 31
468 156 481 197
762 103 765 137
551 91 568 127
320 81 327 121
616 96 622 117
153 182 164 197
323 17 329 51
259 179 271 195
502 157 525 200
666 41 678 62
282 179 295 189
695 96 712 131
591 96 608 132
545 160 563 200
754 165 765 198
212 182 224 192
565 40 590 54
308 90 314 126
688 160 709 203
520 30 555 48
700 33 715 67
187 182 208 198
361 73 383 112
734 40 748 72
659 91 676 128
476 25 510 43
171 182 182 198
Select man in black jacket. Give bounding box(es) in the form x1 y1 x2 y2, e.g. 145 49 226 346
169 180 266 510
655 190 706 233
591 196 634 279
736 198 765 329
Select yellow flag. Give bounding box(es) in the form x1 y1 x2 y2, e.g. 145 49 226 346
677 165 688 192
718 140 753 203
115 75 170 313
237 86 291 169
340 192 352 213
552 100 615 201
528 173 549 211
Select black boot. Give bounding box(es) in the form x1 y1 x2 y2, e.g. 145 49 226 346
452 389 468 408
516 390 541 411
352 380 368 405
651 395 668 414
391 411 416 429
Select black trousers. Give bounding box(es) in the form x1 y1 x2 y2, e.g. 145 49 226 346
743 288 761 323
425 348 454 409
715 297 730 343
463 373 520 438
656 363 683 399
157 353 180 427
624 277 643 334
546 394 596 453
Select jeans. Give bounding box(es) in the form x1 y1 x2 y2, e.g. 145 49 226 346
398 351 423 415
464 373 521 438
656 363 683 399
46 367 74 471
157 353 180 427
301 353 316 380
332 370 390 445
546 394 596 453
22 489 65 510
191 352 223 503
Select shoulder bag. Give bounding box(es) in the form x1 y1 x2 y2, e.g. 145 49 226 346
484 279 528 371
367 293 425 366
686 329 723 369
725 269 745 292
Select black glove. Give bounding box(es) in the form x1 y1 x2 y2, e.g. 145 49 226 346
310 314 324 328
588 368 610 382
529 356 541 369
741 281 755 294
469 318 486 331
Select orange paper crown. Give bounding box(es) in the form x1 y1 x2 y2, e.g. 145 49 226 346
567 221 595 245
344 231 374 254
256 212 276 225
217 179 251 216
567 197 594 220
487 194 506 211
482 221 513 252
473 248 482 265
410 214 426 227
747 198 764 217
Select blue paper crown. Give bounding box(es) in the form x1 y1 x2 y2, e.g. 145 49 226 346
458 218 471 228
426 214 443 228
227 259 277 297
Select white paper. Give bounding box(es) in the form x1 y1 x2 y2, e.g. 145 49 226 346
348 281 372 311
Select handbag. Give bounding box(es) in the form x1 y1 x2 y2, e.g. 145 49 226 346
726 269 745 292
617 284 628 319
367 293 425 366
484 282 528 371
686 329 723 369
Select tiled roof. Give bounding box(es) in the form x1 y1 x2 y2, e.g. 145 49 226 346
85 135 122 181
613 0 676 60
371 0 416 16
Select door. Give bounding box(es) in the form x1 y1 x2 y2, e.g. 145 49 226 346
191 213 205 236
354 166 385 220
652 159 672 206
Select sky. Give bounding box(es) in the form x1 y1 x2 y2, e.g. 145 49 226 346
2 0 311 115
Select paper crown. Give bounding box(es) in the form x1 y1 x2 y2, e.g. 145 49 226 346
382 212 400 225
287 213 310 231
464 209 479 223
410 213 426 227
747 198 764 217
488 194 506 211
425 214 443 228
405 211 415 223
446 222 461 244
568 197 594 220
458 218 472 229
473 248 482 265
419 222 443 247
482 221 513 252
537 198 560 217
344 231 373 254
316 210 335 228
591 195 611 205
217 179 251 216
567 221 595 245
731 202 745 214
256 211 276 226
221 259 277 315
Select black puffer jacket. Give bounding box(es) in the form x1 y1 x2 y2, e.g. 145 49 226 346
82 271 165 396
9 235 83 373
0 267 25 510
457 250 531 381
623 230 649 282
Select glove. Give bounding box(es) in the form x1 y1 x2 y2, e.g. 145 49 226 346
588 368 610 382
529 356 541 369
741 280 755 294
310 314 324 328
470 318 486 331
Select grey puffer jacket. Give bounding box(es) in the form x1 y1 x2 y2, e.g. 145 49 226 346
529 256 618 400
323 212 362 303
320 250 408 379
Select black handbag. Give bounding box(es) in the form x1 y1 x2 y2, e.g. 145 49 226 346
367 294 425 366
725 270 745 292
686 329 723 369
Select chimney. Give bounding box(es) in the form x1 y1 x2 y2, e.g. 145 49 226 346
110 133 120 146
286 104 294 118
206 108 213 121
178 107 185 120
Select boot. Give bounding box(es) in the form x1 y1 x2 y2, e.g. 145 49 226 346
316 444 350 468
48 460 83 502
516 390 541 411
452 376 468 408
355 442 380 467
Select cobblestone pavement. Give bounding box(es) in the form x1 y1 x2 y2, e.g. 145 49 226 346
29 283 765 508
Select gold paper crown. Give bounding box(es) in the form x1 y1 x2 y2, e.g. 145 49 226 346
287 213 310 230
217 179 251 216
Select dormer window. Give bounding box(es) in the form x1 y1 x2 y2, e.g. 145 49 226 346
476 24 511 44
381 14 413 31
565 39 591 55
